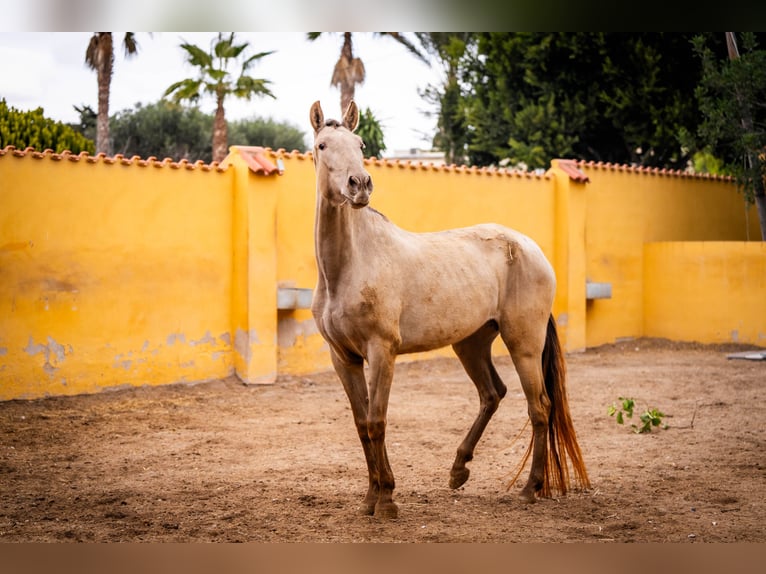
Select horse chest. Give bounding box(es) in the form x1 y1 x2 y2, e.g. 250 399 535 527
314 283 395 354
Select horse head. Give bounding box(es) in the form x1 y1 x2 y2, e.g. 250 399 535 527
310 100 373 209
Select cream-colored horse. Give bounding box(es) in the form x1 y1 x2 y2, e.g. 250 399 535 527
309 100 589 518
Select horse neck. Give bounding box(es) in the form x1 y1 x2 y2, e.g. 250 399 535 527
314 193 381 289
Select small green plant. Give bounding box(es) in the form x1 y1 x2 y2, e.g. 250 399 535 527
608 397 668 433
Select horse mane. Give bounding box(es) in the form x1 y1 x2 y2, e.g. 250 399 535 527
366 206 389 222
324 119 341 128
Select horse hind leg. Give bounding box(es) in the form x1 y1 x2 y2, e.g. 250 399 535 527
503 314 590 502
500 318 551 503
511 351 550 502
449 321 506 490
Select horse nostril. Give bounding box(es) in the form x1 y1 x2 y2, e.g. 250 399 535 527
348 174 372 192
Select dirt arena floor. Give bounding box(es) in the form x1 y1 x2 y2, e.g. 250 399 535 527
1 338 764 542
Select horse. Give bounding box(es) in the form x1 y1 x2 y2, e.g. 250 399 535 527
308 100 590 519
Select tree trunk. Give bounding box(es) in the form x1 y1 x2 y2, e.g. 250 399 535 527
96 34 113 156
339 33 354 116
754 179 766 240
212 94 228 163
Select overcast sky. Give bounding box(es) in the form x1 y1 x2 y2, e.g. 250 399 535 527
0 32 443 155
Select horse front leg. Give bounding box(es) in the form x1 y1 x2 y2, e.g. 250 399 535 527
365 342 398 519
329 350 379 515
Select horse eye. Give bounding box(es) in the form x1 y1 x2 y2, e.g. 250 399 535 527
360 142 366 150
318 143 326 151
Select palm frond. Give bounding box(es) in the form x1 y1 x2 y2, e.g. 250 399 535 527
164 78 203 102
331 57 365 88
85 33 113 70
376 32 430 65
180 42 213 68
123 32 139 57
234 76 275 99
214 33 247 60
241 51 276 72
207 69 227 82
166 35 275 111
85 35 99 69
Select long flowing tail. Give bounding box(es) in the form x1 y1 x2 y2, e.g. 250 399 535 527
539 314 590 496
509 314 591 497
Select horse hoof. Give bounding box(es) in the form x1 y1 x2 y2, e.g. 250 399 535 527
359 502 376 516
518 488 537 504
374 502 399 519
449 467 470 489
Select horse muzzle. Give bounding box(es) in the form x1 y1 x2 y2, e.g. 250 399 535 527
343 174 373 208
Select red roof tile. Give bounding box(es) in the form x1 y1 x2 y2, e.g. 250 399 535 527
234 146 283 176
557 159 590 183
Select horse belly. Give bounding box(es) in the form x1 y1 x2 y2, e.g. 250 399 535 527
394 231 517 353
397 279 498 353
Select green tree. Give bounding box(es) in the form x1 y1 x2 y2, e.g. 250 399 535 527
0 99 95 154
453 33 711 170
164 33 275 162
308 32 428 117
69 104 97 143
110 100 213 161
85 32 139 155
691 32 766 240
416 33 475 165
354 107 386 158
228 116 308 152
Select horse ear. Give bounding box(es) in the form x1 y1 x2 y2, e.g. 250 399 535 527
342 100 359 132
310 101 324 134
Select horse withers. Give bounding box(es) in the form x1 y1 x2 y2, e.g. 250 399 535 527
309 100 590 519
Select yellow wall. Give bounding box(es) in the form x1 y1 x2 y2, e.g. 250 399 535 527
1 147 763 401
578 162 759 348
644 242 766 345
273 152 327 374
0 152 234 399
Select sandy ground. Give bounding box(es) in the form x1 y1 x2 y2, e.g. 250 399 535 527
1 338 764 542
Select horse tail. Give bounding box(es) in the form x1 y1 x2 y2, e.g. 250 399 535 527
538 313 590 497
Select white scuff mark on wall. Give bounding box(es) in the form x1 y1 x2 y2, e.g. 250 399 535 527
277 317 320 348
234 328 261 363
166 332 187 346
189 331 216 346
23 335 71 376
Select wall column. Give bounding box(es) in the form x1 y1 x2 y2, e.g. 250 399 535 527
550 159 590 353
227 146 282 384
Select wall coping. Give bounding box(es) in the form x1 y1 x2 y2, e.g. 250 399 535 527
0 145 229 172
256 148 552 179
576 159 734 181
2 144 736 182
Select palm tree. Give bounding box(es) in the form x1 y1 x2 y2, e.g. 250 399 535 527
85 32 139 155
164 33 275 162
307 32 429 116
